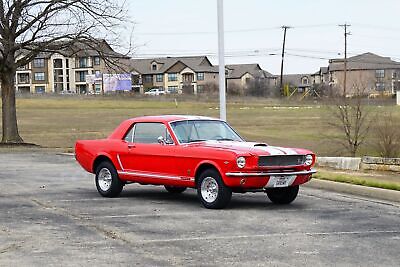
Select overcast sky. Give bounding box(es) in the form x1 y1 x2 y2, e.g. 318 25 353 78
127 0 400 74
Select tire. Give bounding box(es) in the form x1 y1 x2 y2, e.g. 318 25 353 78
266 185 299 204
197 169 232 209
95 161 123 198
164 185 187 194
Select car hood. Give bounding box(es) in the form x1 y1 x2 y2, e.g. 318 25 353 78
187 141 312 156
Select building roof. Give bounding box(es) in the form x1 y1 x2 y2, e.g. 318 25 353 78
129 56 218 74
320 67 328 74
281 74 312 87
225 63 267 79
19 39 128 59
311 66 329 76
329 52 400 71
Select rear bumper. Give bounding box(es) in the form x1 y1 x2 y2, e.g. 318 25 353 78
225 169 317 177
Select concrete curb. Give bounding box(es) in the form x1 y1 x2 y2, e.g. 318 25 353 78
304 179 400 203
57 153 74 156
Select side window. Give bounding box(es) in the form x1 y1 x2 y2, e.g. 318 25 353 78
124 126 134 142
133 123 173 144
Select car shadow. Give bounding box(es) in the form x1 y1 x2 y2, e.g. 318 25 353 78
116 186 310 210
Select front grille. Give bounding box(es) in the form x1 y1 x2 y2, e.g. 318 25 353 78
258 155 305 167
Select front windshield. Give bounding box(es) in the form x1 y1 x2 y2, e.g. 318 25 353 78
170 120 244 143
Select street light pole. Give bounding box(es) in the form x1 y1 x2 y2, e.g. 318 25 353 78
217 0 226 121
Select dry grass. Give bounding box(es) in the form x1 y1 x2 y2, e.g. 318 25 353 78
0 95 399 155
314 169 400 191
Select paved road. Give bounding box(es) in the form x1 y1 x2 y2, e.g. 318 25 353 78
0 152 399 266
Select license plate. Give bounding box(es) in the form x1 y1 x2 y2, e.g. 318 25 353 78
269 175 296 188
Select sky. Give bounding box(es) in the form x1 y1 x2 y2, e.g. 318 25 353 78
125 0 400 74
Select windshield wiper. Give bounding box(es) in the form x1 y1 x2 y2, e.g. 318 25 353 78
216 138 234 141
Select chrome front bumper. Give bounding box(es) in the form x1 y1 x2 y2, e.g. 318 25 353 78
225 169 317 177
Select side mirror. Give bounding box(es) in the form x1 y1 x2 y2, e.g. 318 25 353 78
157 136 166 145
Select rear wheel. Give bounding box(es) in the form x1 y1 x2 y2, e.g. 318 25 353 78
164 186 187 194
266 185 299 204
95 161 123 197
197 169 232 209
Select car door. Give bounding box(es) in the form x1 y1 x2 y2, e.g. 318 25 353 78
120 122 180 184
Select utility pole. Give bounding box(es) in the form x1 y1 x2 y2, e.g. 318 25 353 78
217 0 226 121
280 26 290 96
339 23 351 97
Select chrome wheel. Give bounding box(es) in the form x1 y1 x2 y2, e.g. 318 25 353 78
201 176 219 203
98 168 112 191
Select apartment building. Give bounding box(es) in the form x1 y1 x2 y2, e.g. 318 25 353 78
326 52 400 95
15 40 129 94
129 56 219 94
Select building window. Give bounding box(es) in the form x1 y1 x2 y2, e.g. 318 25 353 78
18 73 30 84
53 59 62 68
94 56 100 65
78 71 87 82
376 82 385 91
168 73 177 82
376 69 385 78
35 86 45 93
156 74 163 82
33 58 45 68
79 57 88 68
196 72 205 81
34 72 45 81
95 84 101 93
302 76 309 85
197 85 204 93
152 64 157 71
143 75 153 83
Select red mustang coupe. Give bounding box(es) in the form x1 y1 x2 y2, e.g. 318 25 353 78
75 115 316 209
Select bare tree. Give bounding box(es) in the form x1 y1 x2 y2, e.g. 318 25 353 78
374 112 400 158
328 84 372 157
0 0 131 144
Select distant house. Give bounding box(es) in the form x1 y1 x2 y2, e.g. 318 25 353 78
281 74 312 94
129 56 218 94
224 64 277 95
311 67 329 85
328 52 400 95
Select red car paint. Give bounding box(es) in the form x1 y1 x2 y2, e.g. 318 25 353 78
75 115 316 190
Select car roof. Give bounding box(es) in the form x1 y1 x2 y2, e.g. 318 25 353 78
127 115 220 123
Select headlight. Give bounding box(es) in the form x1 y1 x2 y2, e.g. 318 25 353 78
304 154 313 166
236 156 246 168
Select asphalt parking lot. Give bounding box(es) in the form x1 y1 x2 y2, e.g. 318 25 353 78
1 152 399 266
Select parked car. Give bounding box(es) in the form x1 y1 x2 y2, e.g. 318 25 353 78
75 115 316 209
144 88 166 96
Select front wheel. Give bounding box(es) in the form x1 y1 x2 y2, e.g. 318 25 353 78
266 185 299 204
197 169 232 209
95 161 124 197
164 186 187 194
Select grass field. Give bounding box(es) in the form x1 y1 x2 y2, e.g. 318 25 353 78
1 95 399 156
